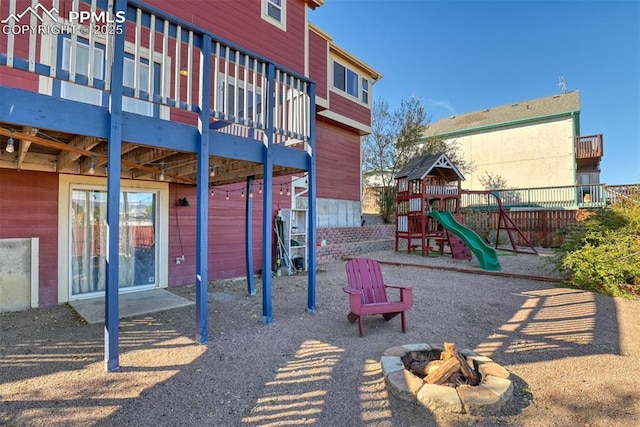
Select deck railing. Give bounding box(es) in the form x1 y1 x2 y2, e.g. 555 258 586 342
461 183 612 209
604 184 640 205
575 134 603 159
0 0 312 146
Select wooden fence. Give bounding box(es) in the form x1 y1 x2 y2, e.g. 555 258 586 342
460 209 585 247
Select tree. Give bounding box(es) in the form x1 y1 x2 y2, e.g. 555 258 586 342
478 171 509 190
478 171 521 206
362 97 471 222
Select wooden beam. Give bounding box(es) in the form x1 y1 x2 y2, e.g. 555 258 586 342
0 127 195 184
57 135 101 170
16 126 38 169
130 152 197 178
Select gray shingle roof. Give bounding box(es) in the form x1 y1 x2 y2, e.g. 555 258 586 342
424 91 580 136
395 153 464 182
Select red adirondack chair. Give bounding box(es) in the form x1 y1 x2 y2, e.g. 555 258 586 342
343 258 413 336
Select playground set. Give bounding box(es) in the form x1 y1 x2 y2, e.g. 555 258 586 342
394 153 535 271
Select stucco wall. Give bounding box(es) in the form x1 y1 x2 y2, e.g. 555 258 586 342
452 117 575 190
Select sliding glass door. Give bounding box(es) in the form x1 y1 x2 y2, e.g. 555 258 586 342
70 188 158 297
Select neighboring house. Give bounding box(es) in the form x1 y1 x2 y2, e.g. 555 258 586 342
0 0 381 326
423 91 604 192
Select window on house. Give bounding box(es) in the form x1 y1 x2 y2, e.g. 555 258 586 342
122 58 153 116
60 38 104 106
262 0 286 30
362 78 369 104
332 60 369 104
218 81 263 123
333 62 346 92
59 37 158 117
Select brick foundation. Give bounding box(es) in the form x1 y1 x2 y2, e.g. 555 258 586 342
315 225 395 264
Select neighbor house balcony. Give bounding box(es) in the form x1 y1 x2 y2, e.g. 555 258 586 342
575 134 603 169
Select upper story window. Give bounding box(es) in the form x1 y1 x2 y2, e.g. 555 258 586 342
58 37 159 117
332 60 371 105
262 0 286 31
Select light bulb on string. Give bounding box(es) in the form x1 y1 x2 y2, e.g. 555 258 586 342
226 191 229 200
88 155 96 175
5 137 15 153
279 184 283 195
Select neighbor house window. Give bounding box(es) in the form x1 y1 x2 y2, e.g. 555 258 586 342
262 0 286 30
332 60 370 105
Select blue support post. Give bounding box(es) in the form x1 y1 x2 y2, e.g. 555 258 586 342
104 0 127 372
246 176 256 295
261 63 276 324
306 83 317 313
195 34 212 343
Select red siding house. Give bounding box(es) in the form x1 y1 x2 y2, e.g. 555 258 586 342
0 0 382 328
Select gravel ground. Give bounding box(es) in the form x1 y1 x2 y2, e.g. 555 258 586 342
1 249 639 426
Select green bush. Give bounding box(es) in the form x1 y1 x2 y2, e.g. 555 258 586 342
555 201 640 297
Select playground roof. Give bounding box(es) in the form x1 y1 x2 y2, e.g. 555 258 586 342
424 91 580 136
395 153 464 182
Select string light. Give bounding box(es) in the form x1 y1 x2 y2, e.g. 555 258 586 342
206 175 308 201
5 137 15 153
159 162 165 181
88 155 96 175
210 166 216 177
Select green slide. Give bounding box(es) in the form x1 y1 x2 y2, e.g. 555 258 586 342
427 211 501 271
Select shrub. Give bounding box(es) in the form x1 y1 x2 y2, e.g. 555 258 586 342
555 201 640 297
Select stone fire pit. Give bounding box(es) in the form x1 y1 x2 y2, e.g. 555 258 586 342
381 343 513 415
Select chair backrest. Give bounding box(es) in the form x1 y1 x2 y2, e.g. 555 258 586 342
345 258 389 305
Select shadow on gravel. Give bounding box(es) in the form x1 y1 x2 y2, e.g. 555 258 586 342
0 255 630 426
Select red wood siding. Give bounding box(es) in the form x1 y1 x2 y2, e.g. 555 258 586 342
308 31 328 100
0 170 59 306
168 177 293 286
315 121 360 201
0 68 39 92
0 0 40 92
145 0 306 74
329 91 372 127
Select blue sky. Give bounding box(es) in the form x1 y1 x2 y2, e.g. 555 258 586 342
310 0 640 185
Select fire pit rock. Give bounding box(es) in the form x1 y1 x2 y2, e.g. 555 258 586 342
381 343 513 415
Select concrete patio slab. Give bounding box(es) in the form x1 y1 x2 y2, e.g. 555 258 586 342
68 289 194 324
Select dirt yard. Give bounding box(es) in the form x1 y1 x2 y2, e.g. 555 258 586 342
1 249 639 426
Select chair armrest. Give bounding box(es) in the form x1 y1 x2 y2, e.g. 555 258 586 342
384 284 413 305
342 287 361 295
384 284 413 291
